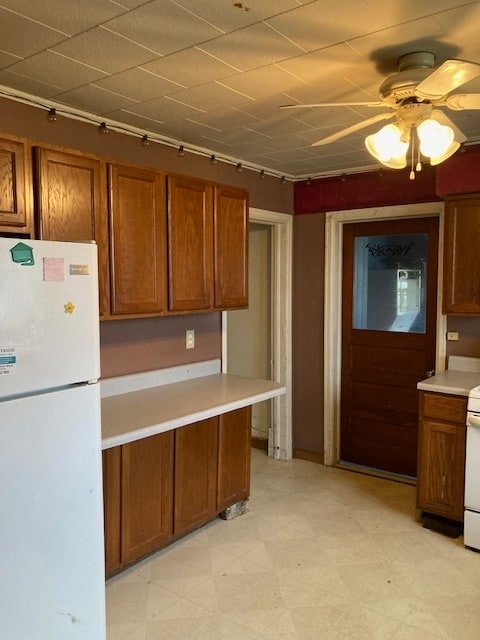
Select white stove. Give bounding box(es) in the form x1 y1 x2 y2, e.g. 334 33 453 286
465 384 480 551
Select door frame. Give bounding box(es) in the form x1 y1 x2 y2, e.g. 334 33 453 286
324 201 446 467
222 207 293 460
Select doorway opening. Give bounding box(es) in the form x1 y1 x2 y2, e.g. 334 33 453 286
324 202 446 470
223 208 293 460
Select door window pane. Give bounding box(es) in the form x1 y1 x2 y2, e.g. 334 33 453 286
353 233 427 333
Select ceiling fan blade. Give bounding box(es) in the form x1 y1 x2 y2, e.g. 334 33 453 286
431 109 467 142
311 112 394 146
445 93 480 110
280 101 384 109
415 59 480 100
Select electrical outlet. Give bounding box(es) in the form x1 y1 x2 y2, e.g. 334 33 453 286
186 329 195 349
447 331 459 341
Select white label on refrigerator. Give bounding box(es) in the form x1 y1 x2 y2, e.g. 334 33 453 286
0 347 16 375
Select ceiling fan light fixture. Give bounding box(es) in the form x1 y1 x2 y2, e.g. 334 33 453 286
365 123 409 167
429 140 461 166
417 118 454 158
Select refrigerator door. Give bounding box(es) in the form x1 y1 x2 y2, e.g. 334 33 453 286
0 383 105 640
0 238 100 398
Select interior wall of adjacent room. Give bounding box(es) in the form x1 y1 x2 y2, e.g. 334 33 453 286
227 223 272 440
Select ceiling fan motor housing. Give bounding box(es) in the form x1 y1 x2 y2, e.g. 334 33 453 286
379 51 436 104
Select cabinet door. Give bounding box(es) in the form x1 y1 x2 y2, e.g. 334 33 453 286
217 407 251 512
174 418 218 535
443 196 480 314
0 137 28 229
35 148 110 316
109 164 166 316
167 175 213 312
214 185 248 309
102 447 122 577
121 432 174 566
417 417 466 521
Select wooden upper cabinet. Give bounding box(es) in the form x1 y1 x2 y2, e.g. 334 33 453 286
0 137 29 230
108 164 166 316
167 175 213 312
443 195 480 315
214 185 248 309
34 147 110 316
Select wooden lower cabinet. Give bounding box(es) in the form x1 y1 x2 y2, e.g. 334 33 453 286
103 407 252 576
103 431 174 577
102 446 122 576
417 391 467 522
217 407 251 511
174 418 218 536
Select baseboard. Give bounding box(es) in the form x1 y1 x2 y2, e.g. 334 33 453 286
293 448 324 464
251 437 268 452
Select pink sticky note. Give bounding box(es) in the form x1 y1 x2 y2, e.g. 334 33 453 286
43 257 65 282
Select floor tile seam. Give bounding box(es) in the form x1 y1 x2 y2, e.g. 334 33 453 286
148 571 214 597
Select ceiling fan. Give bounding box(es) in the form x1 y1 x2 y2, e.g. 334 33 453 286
281 52 480 170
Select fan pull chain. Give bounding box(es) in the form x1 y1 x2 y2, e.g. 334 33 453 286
416 135 422 172
409 128 415 180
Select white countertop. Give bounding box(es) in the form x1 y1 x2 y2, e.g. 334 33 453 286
417 356 480 396
101 372 286 449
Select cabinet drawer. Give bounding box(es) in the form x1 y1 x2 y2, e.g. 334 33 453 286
421 391 466 424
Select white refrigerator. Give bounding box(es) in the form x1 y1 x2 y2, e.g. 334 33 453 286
0 238 106 639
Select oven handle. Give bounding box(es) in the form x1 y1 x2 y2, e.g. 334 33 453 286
467 413 480 427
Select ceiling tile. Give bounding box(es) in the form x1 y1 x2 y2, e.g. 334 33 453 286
141 48 238 88
6 51 107 91
104 0 222 56
51 27 158 74
54 85 137 115
0 70 62 98
266 0 384 52
167 82 252 111
127 96 204 122
346 16 447 65
197 22 304 72
219 64 307 100
93 68 181 101
0 0 127 35
104 110 166 132
172 0 302 31
359 0 477 27
0 8 65 57
0 51 21 68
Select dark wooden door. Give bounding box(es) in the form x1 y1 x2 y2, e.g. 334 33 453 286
341 216 439 477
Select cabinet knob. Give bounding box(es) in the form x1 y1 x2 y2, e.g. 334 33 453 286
426 369 435 377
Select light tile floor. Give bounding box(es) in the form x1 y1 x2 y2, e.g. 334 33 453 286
106 450 480 640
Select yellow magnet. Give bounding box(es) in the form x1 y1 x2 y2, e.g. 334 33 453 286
64 301 76 314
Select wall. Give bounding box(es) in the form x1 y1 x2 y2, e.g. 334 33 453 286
100 314 221 378
292 148 480 459
0 96 293 379
292 212 325 460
